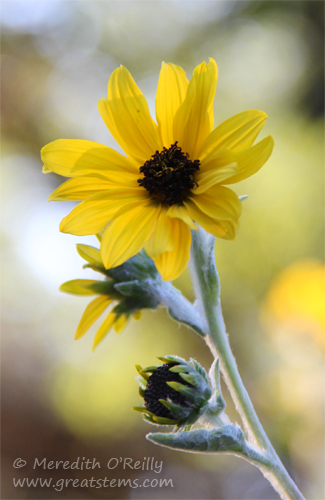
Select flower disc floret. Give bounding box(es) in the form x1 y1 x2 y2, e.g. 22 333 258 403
144 364 191 419
138 142 200 206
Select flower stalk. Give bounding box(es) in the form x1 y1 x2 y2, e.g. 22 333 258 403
189 227 305 500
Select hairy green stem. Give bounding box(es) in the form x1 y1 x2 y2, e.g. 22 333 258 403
157 280 207 337
189 227 305 500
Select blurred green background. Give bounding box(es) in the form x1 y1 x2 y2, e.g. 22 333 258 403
1 1 324 499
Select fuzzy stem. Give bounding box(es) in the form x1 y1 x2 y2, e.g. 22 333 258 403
157 280 207 337
189 227 305 500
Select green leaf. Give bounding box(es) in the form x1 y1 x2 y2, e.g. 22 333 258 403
147 425 246 454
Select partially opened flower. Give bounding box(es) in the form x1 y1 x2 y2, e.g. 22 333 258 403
60 244 160 350
42 58 273 281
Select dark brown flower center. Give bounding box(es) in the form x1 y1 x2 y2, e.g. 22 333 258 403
144 364 191 419
137 142 200 206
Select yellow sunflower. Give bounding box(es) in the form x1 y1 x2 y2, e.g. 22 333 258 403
42 58 273 281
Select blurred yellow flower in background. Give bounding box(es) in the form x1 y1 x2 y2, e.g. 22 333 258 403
42 58 273 281
264 260 325 348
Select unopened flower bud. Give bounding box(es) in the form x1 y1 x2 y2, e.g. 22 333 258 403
133 355 212 426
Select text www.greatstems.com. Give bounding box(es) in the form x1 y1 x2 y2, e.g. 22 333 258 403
13 477 174 492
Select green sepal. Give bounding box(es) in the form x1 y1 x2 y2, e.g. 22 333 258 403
135 375 147 390
139 387 145 398
132 406 147 413
179 372 196 386
114 280 142 297
159 399 192 421
166 382 197 403
135 365 143 374
138 408 177 426
139 371 150 381
112 301 138 317
107 251 159 283
239 195 249 202
151 416 178 425
190 358 209 385
60 280 97 296
157 355 187 366
82 263 110 276
141 366 158 373
86 281 119 297
147 425 246 454
169 365 189 374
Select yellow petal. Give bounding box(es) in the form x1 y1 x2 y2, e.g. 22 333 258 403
113 314 129 333
101 203 160 269
166 204 198 230
59 279 98 295
154 219 191 281
200 136 274 185
76 244 102 265
92 312 116 350
41 139 139 177
184 199 238 240
49 176 116 201
189 185 242 221
144 206 174 258
156 62 188 148
98 66 162 163
198 110 268 159
75 295 111 340
60 188 148 236
173 58 218 159
194 163 238 194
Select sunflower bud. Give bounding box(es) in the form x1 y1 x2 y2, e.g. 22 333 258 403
133 355 212 426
